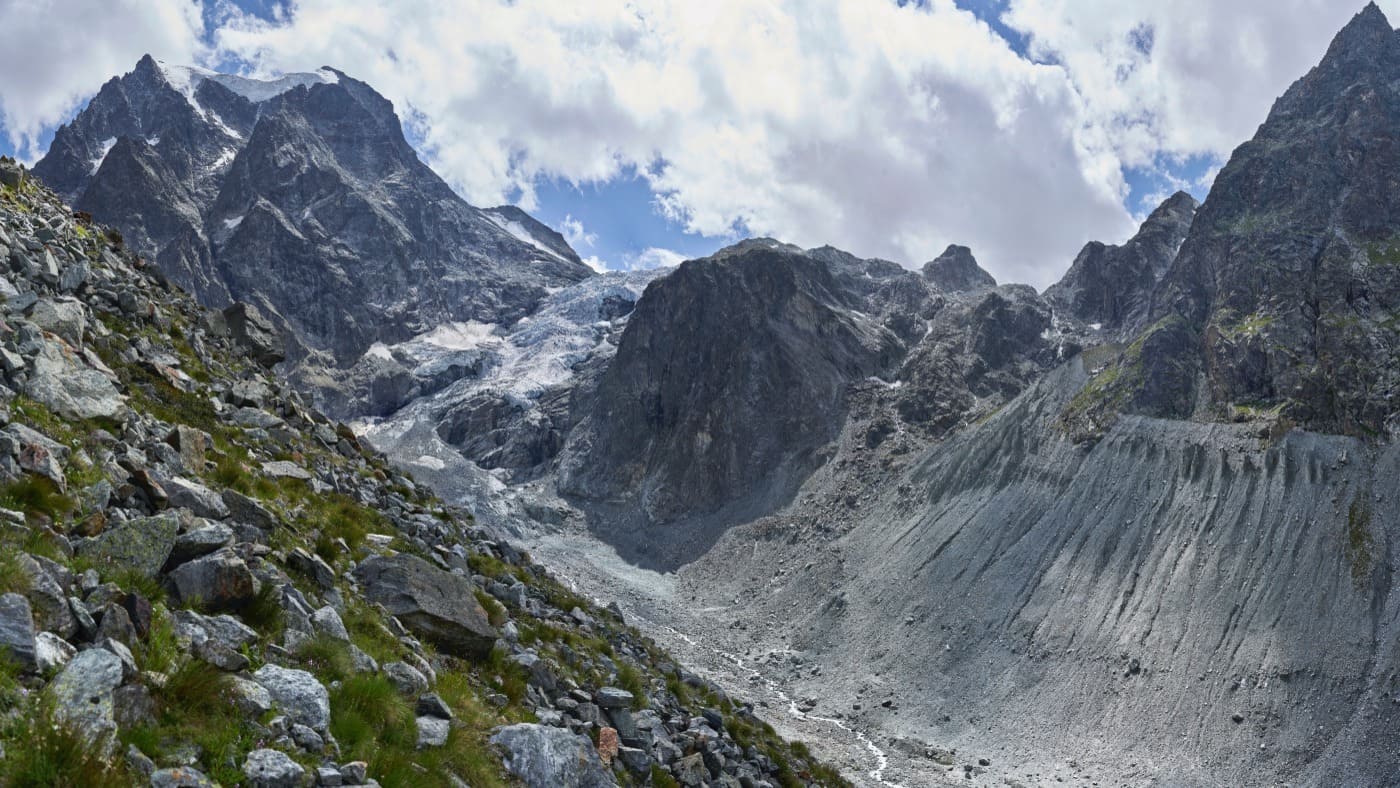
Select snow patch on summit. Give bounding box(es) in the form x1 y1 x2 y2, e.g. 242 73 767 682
154 61 338 138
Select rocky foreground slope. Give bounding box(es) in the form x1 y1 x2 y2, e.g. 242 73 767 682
0 160 845 787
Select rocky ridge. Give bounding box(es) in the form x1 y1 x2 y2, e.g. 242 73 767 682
33 56 593 382
0 159 846 787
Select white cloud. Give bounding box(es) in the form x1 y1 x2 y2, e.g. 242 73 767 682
210 0 1135 288
5 1 1393 287
628 247 687 270
0 0 207 160
559 214 596 249
1002 1 1400 169
583 246 686 273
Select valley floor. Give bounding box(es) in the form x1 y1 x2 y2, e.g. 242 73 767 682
524 530 1120 788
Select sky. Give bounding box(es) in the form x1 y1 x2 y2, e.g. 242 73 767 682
0 0 1392 288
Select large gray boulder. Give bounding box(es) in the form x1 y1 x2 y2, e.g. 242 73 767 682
167 548 260 611
74 512 179 578
49 647 123 741
252 664 330 731
0 593 36 670
24 340 125 421
242 748 305 788
352 553 497 659
163 477 230 520
490 723 617 788
24 298 86 346
223 302 285 368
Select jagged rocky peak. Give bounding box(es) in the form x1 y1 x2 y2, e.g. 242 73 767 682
1067 2 1400 437
1043 190 1197 333
921 243 997 292
33 56 593 386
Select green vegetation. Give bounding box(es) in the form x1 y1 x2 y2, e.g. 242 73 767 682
0 707 134 787
122 660 255 785
0 476 74 524
1346 498 1375 588
1366 240 1400 267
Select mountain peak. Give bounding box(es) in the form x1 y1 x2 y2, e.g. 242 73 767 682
922 244 997 292
1322 2 1395 63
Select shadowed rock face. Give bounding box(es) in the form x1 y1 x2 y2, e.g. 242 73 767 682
557 239 1076 569
1044 191 1197 334
558 243 905 567
1117 4 1400 435
33 56 592 373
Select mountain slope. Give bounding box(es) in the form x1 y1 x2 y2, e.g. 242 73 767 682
556 237 1082 570
33 56 593 378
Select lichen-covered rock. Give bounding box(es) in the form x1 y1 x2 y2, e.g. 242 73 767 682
241 748 305 788
23 340 126 420
49 647 123 742
490 723 617 788
252 664 330 731
74 513 179 578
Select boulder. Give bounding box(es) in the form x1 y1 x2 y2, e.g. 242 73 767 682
49 647 123 741
24 341 125 420
383 661 429 695
25 298 86 346
416 715 450 748
310 605 349 641
19 554 76 638
261 460 311 480
34 631 75 673
352 554 497 659
0 593 36 670
490 723 618 788
222 489 278 530
166 522 234 568
164 477 230 520
74 512 179 578
223 303 285 368
229 675 274 717
253 664 330 731
167 548 259 610
595 687 635 709
165 425 207 473
242 748 305 788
